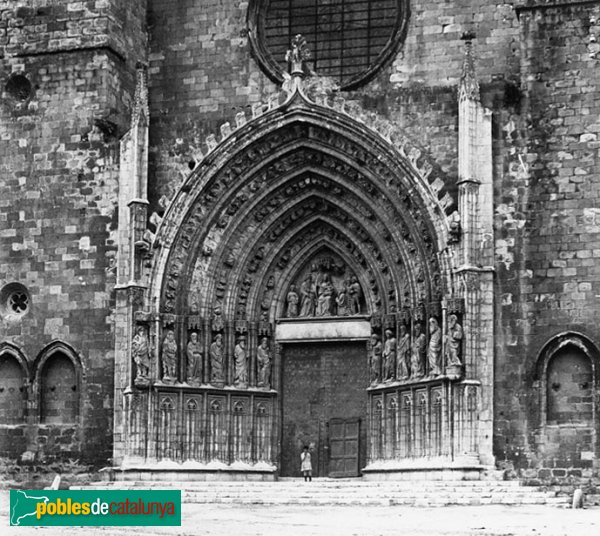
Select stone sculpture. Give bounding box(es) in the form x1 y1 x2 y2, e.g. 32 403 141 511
212 305 224 332
428 317 442 376
286 34 311 72
234 337 248 388
348 276 362 314
210 333 224 385
257 337 271 389
336 279 349 316
286 284 299 317
370 333 382 385
132 326 151 384
186 332 203 384
445 314 463 366
316 274 335 316
411 323 426 378
397 324 410 379
299 275 316 317
161 329 178 382
382 328 396 382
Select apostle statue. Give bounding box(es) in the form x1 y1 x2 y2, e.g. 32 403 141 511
396 324 410 379
132 325 151 383
299 275 316 317
427 317 442 376
370 333 382 385
210 333 224 385
234 336 248 388
257 337 271 389
411 322 426 378
382 328 396 382
445 314 464 366
186 332 203 385
286 284 299 318
161 329 178 382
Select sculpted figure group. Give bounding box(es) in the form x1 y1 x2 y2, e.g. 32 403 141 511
287 273 363 318
132 328 272 390
370 315 463 386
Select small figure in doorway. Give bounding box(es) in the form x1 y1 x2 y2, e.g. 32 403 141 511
300 445 312 482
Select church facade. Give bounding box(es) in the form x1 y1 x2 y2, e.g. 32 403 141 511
0 0 598 484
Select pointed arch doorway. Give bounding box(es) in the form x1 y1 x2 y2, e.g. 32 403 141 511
115 82 495 481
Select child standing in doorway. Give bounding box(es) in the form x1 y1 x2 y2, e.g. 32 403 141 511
300 445 312 482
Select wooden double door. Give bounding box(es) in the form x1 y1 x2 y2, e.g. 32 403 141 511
280 341 366 477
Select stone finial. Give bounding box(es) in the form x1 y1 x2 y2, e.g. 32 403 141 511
458 31 480 103
285 34 311 77
132 62 149 125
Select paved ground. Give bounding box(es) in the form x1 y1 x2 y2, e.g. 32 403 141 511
1 490 597 535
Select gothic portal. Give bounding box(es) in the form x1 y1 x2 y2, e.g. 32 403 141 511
113 62 495 479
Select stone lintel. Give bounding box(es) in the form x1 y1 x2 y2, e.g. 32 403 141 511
275 318 371 342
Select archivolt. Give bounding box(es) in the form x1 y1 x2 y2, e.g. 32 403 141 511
150 92 455 321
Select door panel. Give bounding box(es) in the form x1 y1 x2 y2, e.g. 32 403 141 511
329 418 360 477
280 342 367 477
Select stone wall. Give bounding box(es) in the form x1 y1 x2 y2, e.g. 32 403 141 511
1 0 599 477
494 2 600 478
0 0 146 464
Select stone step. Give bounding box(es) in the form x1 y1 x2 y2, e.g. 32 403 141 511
181 493 561 502
76 479 525 489
71 480 568 507
179 497 569 507
179 495 567 506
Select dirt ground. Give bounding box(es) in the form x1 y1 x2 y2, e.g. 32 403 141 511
1 490 598 536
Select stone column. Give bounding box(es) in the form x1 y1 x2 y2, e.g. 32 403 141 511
203 317 211 385
249 322 258 387
113 66 150 466
455 33 495 467
225 321 234 386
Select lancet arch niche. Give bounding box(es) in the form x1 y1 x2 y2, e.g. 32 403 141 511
119 86 492 479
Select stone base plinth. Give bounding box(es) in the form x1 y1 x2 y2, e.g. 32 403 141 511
106 467 277 482
105 459 277 482
362 457 489 481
